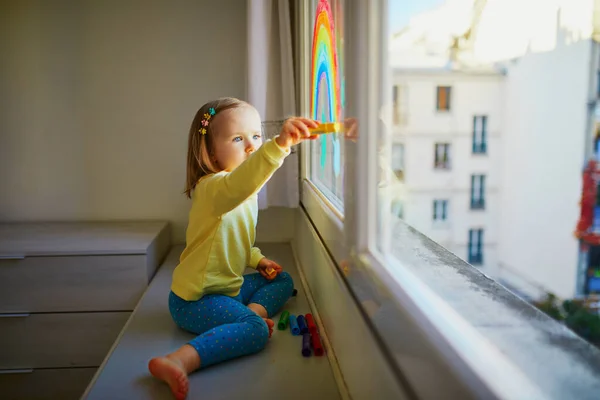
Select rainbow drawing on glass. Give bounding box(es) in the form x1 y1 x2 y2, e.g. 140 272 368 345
311 0 342 178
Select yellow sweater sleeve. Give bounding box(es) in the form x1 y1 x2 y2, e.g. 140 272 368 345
202 139 290 215
249 247 265 269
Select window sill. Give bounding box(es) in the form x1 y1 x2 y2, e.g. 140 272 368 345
470 205 486 211
359 219 600 399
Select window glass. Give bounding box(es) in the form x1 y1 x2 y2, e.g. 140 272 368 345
471 175 486 209
434 143 451 169
391 143 404 179
468 229 484 265
433 200 448 222
473 116 488 154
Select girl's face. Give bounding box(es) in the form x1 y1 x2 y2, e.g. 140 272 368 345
211 106 263 172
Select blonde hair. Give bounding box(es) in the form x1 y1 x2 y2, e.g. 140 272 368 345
184 97 251 198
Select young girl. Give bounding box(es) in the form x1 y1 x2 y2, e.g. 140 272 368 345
148 97 318 399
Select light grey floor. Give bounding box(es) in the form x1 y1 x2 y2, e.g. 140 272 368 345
83 243 341 400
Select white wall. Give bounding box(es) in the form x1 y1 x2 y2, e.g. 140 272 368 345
0 0 247 243
392 72 503 273
498 38 592 299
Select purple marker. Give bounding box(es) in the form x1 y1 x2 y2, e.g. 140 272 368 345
302 333 312 357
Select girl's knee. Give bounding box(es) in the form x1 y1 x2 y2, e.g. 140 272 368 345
278 271 293 286
277 271 294 293
243 314 269 351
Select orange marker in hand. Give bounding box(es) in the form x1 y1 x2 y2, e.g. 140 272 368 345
309 122 343 135
266 266 277 278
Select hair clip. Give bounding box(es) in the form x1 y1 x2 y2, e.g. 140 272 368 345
199 107 216 135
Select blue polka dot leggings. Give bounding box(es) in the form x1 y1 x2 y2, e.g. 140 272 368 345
169 272 294 368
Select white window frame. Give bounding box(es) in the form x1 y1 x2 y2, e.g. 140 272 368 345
297 1 540 398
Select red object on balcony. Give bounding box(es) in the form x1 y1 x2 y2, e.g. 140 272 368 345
575 160 600 245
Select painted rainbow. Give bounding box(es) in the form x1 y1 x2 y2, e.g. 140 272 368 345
310 0 340 123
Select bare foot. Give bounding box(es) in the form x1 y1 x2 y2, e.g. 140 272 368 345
264 318 274 338
148 356 189 400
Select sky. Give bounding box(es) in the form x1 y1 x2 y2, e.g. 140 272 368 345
388 0 446 34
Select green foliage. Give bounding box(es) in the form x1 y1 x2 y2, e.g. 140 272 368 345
533 293 564 321
534 293 600 344
563 302 600 343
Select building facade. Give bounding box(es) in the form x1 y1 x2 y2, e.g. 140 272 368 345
389 0 600 301
497 37 598 300
391 68 504 275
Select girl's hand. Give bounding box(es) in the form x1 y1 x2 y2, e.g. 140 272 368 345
343 117 358 142
257 257 283 280
275 117 319 149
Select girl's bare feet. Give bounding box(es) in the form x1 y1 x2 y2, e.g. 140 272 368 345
149 345 199 400
247 303 274 338
148 356 189 400
264 318 274 338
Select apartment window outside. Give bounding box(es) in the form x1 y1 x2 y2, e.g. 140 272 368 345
433 200 448 222
393 84 408 125
471 174 486 209
472 115 488 154
392 143 404 179
434 143 451 169
436 86 451 111
392 199 404 219
393 85 399 125
468 229 484 265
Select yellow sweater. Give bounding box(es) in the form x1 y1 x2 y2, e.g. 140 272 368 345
171 139 290 301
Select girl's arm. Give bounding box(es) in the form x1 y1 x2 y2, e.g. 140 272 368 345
202 117 317 215
202 139 289 215
249 247 265 269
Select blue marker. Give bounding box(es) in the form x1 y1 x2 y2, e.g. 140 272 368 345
289 314 300 335
297 315 309 334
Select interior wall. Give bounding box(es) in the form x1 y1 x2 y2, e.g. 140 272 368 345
0 0 246 243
